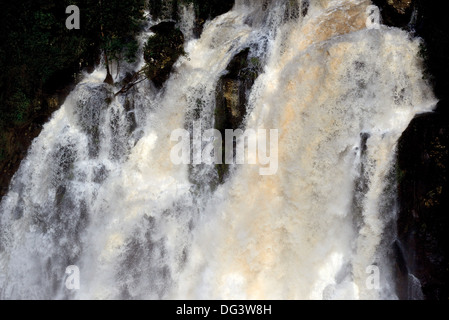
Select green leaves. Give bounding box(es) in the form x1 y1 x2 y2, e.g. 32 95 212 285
0 0 147 129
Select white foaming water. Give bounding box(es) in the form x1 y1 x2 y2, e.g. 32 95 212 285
178 3 196 41
0 0 436 300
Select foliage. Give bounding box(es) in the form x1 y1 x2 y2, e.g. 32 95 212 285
98 0 146 71
143 22 185 88
0 0 146 185
0 0 145 130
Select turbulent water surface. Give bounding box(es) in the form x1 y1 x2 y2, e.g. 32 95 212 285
0 0 436 299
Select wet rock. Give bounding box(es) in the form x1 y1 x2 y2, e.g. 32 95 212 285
372 0 414 28
46 96 59 109
396 108 449 300
387 0 412 14
104 73 114 85
373 0 449 300
143 22 185 88
214 48 261 184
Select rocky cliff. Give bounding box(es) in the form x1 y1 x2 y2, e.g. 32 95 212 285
373 0 449 300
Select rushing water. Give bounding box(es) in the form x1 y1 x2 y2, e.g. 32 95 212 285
0 0 436 299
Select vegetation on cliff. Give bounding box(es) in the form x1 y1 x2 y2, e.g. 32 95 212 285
0 0 146 197
143 22 185 88
0 0 237 198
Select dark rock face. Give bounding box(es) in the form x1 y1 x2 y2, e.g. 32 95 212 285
215 49 254 131
104 73 114 85
373 0 449 300
398 109 449 299
397 109 449 300
214 48 261 184
143 22 185 88
372 0 414 28
388 0 412 14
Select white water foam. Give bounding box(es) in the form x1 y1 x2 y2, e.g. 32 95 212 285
0 0 436 300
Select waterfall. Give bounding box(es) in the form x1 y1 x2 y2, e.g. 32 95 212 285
0 0 436 300
178 3 196 41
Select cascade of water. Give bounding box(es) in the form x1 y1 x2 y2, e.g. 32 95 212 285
0 0 436 300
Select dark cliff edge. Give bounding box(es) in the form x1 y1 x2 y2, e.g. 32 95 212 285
373 0 449 299
214 48 261 185
0 59 96 201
